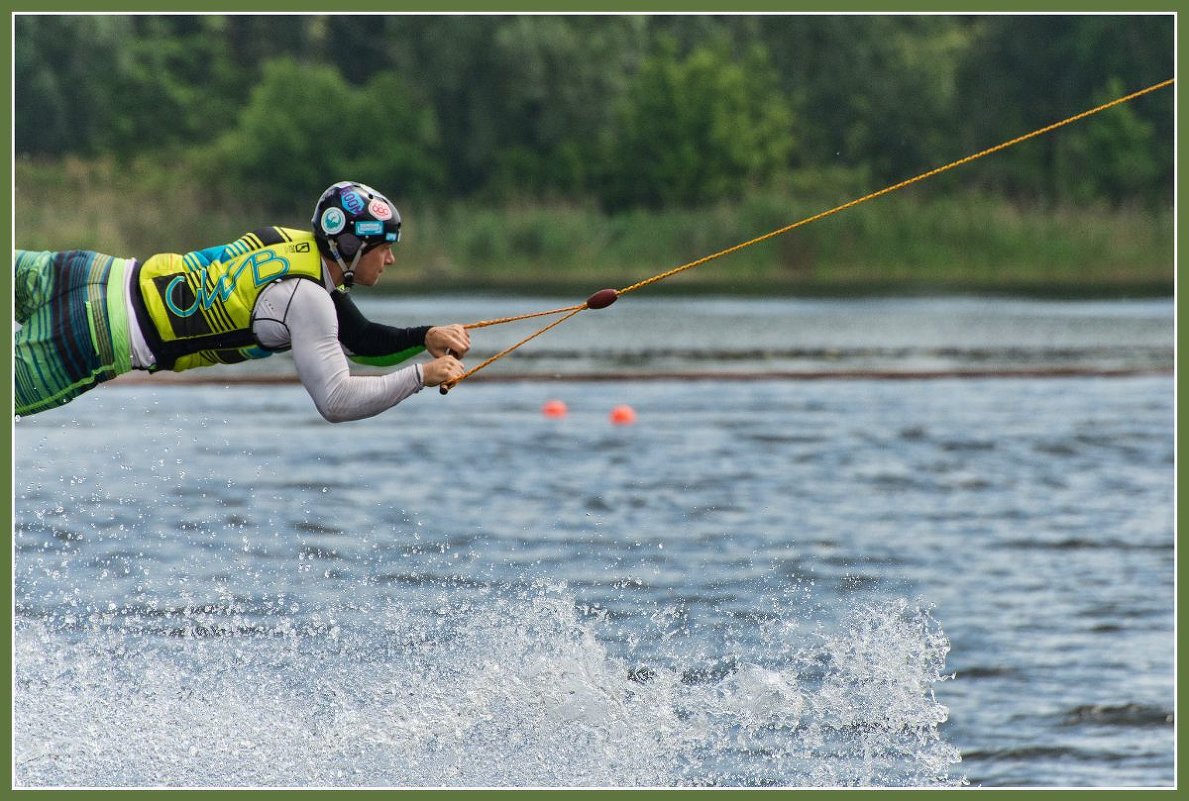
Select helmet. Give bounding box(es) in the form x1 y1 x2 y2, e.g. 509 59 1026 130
312 181 401 288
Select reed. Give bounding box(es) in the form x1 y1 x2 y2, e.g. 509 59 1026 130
15 157 1172 296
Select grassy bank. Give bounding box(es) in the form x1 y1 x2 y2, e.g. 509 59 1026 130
14 156 1173 297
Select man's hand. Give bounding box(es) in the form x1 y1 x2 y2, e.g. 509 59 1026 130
421 354 465 387
425 324 471 358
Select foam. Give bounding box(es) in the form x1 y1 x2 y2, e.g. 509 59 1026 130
14 585 961 788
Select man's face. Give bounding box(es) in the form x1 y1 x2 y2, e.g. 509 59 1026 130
353 243 395 286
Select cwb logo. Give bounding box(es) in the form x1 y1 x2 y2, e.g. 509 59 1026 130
320 207 346 236
165 249 291 318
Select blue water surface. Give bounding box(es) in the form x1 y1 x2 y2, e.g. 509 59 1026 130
13 297 1174 788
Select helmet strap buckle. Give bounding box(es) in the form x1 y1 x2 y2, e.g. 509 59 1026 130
329 240 364 291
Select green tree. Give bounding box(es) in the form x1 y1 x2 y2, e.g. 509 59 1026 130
1053 78 1163 205
742 16 971 185
14 16 132 155
107 16 243 153
382 15 647 200
953 14 1173 205
13 14 1174 210
209 58 443 209
484 15 647 198
15 14 326 157
599 37 795 210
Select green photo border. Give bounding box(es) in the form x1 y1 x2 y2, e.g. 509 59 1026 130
2 4 1179 801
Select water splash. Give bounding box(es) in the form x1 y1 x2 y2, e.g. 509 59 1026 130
14 584 962 788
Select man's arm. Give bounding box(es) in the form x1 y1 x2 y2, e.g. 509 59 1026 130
287 282 425 422
331 290 430 366
331 290 472 366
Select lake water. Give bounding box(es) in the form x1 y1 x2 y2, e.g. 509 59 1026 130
12 296 1175 788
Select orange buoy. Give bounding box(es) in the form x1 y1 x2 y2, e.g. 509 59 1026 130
542 399 568 418
610 404 637 425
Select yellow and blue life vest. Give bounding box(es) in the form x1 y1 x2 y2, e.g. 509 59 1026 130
134 227 324 372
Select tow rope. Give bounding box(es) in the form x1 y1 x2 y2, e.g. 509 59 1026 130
440 77 1174 394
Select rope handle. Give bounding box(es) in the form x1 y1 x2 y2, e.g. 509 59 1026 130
439 289 620 393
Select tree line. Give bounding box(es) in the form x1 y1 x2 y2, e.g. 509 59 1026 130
14 14 1174 213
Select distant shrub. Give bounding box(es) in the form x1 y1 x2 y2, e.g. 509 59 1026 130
597 38 796 211
208 58 444 210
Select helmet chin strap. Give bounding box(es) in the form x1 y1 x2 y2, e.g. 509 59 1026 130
328 240 364 290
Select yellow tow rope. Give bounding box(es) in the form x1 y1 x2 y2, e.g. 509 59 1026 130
440 77 1174 394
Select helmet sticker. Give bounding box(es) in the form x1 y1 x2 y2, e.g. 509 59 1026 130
320 207 347 236
340 190 366 215
368 199 393 221
355 220 385 236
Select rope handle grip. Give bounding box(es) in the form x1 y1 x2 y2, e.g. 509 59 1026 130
440 289 619 394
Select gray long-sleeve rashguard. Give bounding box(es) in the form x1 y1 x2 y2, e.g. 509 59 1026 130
250 278 425 422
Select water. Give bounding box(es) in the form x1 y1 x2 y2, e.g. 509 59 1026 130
13 296 1174 788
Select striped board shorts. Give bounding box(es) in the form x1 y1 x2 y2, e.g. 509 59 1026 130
14 250 135 417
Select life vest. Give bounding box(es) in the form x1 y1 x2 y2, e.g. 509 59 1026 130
133 227 324 372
